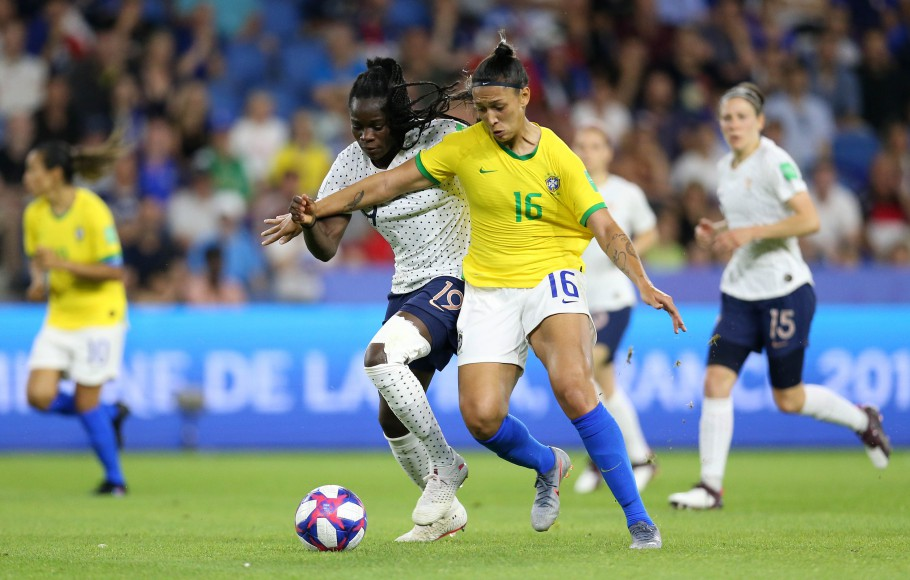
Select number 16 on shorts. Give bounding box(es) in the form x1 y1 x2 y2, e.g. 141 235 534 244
548 270 580 304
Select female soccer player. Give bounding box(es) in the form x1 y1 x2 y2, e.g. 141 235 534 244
261 58 470 542
668 83 891 510
570 125 659 494
23 139 130 496
291 39 685 549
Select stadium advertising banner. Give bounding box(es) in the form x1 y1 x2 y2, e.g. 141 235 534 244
0 304 907 450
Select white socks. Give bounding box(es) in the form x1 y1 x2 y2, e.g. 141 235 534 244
699 397 734 491
601 388 651 464
386 432 430 490
365 363 455 467
799 385 868 432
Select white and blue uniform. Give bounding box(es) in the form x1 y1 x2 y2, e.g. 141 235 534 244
317 119 470 370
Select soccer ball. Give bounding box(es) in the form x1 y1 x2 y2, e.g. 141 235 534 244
295 485 367 551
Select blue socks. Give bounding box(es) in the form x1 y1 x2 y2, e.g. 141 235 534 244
477 414 555 473
572 403 652 528
78 407 125 486
47 392 76 415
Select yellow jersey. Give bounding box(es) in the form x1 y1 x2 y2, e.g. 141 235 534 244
416 123 605 287
23 188 127 330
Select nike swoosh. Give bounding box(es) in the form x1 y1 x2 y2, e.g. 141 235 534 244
562 299 578 304
479 168 497 174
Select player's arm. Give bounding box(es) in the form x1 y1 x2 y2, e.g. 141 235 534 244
714 191 818 251
33 247 123 281
261 212 352 261
25 259 46 301
587 208 686 333
291 159 431 226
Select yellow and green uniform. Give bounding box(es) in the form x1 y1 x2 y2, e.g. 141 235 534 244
23 188 127 330
416 123 605 288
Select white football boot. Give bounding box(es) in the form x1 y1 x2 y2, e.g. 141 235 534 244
396 498 467 542
668 482 723 510
412 449 468 525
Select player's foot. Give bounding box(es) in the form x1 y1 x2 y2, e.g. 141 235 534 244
668 482 723 510
396 498 467 542
632 455 658 492
628 521 662 549
112 402 130 450
94 481 127 497
412 450 468 526
573 459 601 494
857 404 891 469
531 447 572 532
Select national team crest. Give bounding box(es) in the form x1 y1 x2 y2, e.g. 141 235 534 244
545 175 561 196
75 227 85 241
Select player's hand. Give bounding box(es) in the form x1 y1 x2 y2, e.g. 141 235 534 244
714 227 755 252
261 213 303 246
25 281 46 302
289 195 316 228
694 218 716 247
639 283 687 334
34 247 63 270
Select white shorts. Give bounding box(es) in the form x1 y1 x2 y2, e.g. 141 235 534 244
28 323 127 386
457 269 594 368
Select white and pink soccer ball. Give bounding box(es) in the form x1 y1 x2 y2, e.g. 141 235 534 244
295 485 367 551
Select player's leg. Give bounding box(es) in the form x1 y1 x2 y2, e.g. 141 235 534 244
364 277 466 525
27 326 72 414
764 285 890 468
71 325 128 495
529 310 658 547
579 307 655 493
670 294 756 510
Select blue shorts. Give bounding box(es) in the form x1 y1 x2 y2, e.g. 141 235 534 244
383 276 464 372
708 284 816 387
591 307 632 364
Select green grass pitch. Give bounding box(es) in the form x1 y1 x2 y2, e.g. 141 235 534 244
0 450 907 579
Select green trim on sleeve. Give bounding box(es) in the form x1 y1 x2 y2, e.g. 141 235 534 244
580 202 606 227
415 152 441 185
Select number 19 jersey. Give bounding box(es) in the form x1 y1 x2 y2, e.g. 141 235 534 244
416 123 605 288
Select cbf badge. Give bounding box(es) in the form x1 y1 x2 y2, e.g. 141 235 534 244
75 227 85 241
545 174 561 196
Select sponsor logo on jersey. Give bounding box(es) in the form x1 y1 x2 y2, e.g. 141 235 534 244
479 167 497 174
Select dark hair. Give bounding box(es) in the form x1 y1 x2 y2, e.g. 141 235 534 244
468 37 529 91
720 82 765 115
34 129 127 182
348 57 457 150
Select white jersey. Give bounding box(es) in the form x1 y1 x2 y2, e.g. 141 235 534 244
716 137 814 300
582 175 656 312
318 119 470 295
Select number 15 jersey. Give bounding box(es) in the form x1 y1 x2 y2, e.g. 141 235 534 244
416 123 605 288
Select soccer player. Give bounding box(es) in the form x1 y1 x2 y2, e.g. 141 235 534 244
23 139 130 496
291 39 685 549
570 125 659 494
261 58 470 542
668 83 892 510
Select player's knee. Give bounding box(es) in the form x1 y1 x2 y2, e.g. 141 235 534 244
26 390 51 411
363 343 388 368
554 383 597 418
772 387 803 414
704 366 737 398
461 403 505 440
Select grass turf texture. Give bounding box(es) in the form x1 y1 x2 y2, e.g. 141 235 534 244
0 450 907 579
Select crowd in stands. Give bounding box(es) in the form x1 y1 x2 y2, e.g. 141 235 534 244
0 0 909 304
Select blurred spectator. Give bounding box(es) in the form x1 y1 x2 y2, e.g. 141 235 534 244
864 153 910 260
634 69 689 159
68 29 129 130
98 154 141 225
656 0 709 26
765 60 836 170
670 119 723 195
167 160 246 251
33 75 80 145
807 29 862 121
185 244 246 304
196 122 250 200
858 28 910 133
0 19 48 118
0 113 34 185
643 206 688 271
30 0 95 66
269 110 333 197
186 210 268 299
122 198 183 303
137 117 180 204
312 21 366 115
570 70 633 145
880 121 910 197
612 124 672 204
803 158 863 266
698 0 755 86
176 0 261 40
228 90 288 185
169 81 212 162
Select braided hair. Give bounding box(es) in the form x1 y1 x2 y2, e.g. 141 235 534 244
348 57 458 150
